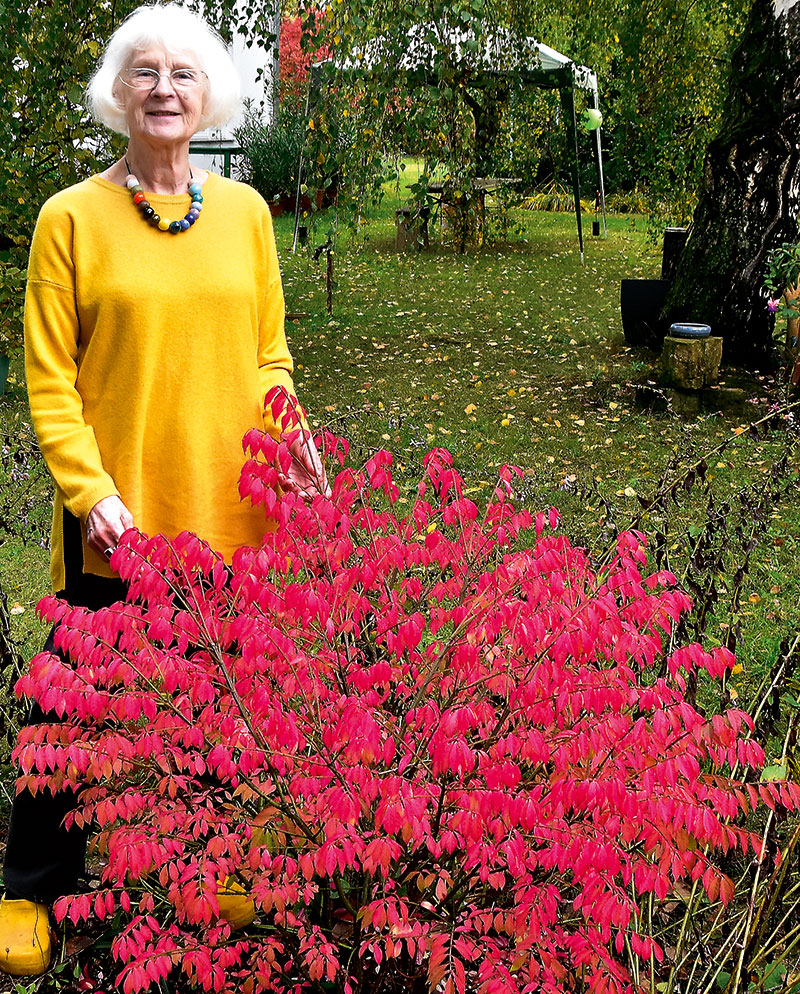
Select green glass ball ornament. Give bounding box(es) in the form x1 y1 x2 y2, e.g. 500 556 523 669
581 108 603 131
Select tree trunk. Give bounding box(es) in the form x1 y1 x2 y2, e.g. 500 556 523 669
463 81 510 175
664 0 800 366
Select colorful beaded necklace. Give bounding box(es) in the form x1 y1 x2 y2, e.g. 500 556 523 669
124 156 204 234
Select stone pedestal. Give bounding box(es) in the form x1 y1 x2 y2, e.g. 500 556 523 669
660 335 723 390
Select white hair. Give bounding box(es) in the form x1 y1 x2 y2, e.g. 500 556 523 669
86 4 241 135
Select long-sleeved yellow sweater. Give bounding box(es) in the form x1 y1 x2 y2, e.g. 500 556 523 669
25 172 298 591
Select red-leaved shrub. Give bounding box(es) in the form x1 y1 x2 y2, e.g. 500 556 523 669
280 16 329 103
14 389 800 994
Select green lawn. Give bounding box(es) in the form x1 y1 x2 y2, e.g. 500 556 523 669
2 199 799 757
273 200 800 717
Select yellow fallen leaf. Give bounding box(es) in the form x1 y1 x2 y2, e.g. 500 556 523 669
748 593 761 604
464 403 477 414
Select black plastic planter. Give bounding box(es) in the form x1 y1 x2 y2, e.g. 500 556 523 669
661 227 689 280
620 279 671 349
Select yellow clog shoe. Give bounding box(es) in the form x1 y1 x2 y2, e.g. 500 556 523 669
0 897 51 976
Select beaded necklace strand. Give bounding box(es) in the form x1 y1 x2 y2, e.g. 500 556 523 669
124 156 204 234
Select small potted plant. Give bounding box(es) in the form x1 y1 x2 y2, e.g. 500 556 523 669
764 239 800 385
0 262 26 395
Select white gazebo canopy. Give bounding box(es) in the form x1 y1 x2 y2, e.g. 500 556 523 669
300 24 606 257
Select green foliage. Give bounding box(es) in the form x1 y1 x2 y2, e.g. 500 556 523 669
299 0 538 225
531 0 750 220
0 0 753 252
299 0 750 234
521 178 583 212
235 105 306 204
765 239 800 319
604 188 651 214
0 262 26 354
0 3 120 252
487 87 566 188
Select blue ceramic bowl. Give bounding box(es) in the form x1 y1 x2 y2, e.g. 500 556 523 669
669 322 711 339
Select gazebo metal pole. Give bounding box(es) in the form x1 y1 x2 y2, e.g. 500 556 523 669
591 84 608 237
560 85 584 263
291 83 313 254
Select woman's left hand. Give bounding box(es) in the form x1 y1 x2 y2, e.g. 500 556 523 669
278 431 331 500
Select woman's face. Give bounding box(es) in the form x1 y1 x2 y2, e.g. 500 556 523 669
118 46 207 148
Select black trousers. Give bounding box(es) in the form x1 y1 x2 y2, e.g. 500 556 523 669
4 511 125 903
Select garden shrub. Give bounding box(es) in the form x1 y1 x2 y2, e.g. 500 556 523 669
0 261 26 356
15 389 800 994
235 107 307 206
521 179 590 214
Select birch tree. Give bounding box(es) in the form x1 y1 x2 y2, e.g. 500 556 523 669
665 0 800 364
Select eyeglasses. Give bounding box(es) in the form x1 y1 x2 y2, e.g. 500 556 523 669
118 67 207 90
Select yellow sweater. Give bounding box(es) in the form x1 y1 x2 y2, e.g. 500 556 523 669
25 173 298 591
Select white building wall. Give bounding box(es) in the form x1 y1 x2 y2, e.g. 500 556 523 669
191 3 277 176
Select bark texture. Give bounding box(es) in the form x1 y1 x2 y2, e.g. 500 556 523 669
665 0 800 365
463 80 511 174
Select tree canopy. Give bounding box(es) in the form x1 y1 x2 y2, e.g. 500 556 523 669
1 0 752 248
298 0 749 224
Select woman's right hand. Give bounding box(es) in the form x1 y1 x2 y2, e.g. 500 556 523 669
86 496 134 561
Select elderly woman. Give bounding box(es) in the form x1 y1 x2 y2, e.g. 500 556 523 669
1 3 324 976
